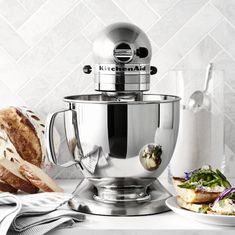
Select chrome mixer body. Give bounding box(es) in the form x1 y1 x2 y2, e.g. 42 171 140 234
46 22 180 215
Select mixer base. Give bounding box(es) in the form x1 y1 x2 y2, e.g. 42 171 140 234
68 178 171 216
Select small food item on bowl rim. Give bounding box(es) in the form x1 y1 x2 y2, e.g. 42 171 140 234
140 144 162 171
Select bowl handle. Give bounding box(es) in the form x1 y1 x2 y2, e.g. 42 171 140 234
46 109 81 168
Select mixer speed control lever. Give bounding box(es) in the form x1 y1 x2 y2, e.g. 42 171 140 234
150 66 157 75
83 65 92 74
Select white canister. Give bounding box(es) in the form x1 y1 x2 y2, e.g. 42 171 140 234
168 70 225 180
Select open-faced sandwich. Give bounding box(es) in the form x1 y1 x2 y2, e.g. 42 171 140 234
173 165 232 214
209 188 235 215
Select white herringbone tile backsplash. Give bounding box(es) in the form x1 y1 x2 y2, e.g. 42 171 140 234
0 0 235 178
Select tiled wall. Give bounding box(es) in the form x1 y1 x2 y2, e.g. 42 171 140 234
0 0 235 178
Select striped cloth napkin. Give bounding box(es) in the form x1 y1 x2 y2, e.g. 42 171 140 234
0 192 85 235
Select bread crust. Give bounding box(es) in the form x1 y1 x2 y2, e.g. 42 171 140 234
0 108 42 167
0 159 38 193
173 177 220 203
19 161 63 192
0 180 17 193
177 196 235 215
207 210 235 216
176 196 209 213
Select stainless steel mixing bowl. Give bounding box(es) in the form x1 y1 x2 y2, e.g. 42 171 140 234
46 22 180 208
46 94 180 202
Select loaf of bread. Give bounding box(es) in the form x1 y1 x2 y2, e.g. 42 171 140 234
19 160 63 192
0 158 39 193
0 107 45 167
0 106 64 194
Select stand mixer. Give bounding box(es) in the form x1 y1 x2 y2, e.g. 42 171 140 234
46 22 180 216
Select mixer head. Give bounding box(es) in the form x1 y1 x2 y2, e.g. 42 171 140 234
83 22 157 95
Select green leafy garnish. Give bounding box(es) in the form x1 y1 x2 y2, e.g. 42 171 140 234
198 206 210 214
178 166 231 190
178 182 196 189
218 199 226 208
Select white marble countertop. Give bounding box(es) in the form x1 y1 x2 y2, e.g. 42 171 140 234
48 179 235 235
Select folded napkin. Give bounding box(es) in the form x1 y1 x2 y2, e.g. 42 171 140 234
0 192 85 235
59 143 109 173
81 144 108 174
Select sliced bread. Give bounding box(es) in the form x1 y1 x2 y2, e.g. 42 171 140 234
207 210 235 216
173 177 220 203
0 107 43 167
176 196 209 213
0 158 38 193
19 161 63 192
0 179 17 193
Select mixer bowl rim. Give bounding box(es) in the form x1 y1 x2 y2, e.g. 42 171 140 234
63 94 181 105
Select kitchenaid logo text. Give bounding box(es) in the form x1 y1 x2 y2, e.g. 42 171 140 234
99 65 147 72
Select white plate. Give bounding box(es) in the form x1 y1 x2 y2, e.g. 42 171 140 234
166 196 235 226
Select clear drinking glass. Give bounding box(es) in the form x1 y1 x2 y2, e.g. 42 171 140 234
167 70 225 182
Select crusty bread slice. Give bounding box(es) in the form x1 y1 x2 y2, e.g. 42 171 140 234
19 161 63 192
176 196 209 213
0 158 38 193
173 177 220 203
0 179 17 193
207 210 235 216
177 196 235 215
0 107 42 167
